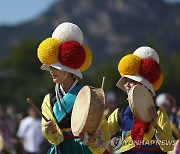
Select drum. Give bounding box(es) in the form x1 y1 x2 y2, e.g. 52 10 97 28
71 85 105 136
128 84 154 122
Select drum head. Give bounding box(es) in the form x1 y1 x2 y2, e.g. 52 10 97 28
128 84 154 122
71 85 105 136
71 86 91 136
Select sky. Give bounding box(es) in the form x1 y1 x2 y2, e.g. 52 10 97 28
0 0 58 26
0 0 179 26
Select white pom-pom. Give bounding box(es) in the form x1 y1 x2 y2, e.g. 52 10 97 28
133 46 159 63
52 22 83 44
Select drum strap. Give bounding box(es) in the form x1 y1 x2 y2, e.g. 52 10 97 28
49 92 57 107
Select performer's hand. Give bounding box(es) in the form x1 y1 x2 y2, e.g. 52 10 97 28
45 120 57 134
79 132 97 145
148 105 158 129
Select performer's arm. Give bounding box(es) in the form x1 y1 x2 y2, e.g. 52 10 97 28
88 109 120 153
153 107 175 152
107 108 120 135
41 94 64 145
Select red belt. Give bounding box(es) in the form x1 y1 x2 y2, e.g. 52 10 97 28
63 131 79 140
64 135 79 140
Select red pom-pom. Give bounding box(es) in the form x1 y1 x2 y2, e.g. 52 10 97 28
140 58 161 84
59 41 86 69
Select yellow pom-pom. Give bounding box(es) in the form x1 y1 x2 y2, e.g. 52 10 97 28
80 44 92 71
37 38 61 64
118 54 141 76
153 72 163 91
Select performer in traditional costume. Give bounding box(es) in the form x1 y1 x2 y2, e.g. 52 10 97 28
156 93 179 140
115 46 175 153
37 22 120 154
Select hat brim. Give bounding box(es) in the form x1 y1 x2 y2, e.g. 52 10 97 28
116 74 155 96
40 62 82 79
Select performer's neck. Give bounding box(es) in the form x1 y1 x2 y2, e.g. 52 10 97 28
60 75 75 93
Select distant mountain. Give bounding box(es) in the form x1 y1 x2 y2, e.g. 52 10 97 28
0 0 180 64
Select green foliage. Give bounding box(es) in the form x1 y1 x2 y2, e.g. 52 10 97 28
0 40 54 112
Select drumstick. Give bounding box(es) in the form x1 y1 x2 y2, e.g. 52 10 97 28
101 76 105 89
27 98 48 122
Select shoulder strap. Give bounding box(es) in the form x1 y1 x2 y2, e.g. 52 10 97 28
49 92 56 107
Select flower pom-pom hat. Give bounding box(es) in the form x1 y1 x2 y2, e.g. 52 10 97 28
116 46 163 96
37 22 92 79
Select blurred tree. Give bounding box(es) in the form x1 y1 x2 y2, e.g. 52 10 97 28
158 51 180 107
0 40 54 112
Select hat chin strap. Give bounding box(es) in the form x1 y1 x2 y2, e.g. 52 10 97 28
55 71 68 111
60 71 68 86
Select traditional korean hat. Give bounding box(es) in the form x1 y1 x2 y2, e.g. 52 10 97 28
37 22 92 79
116 46 163 96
